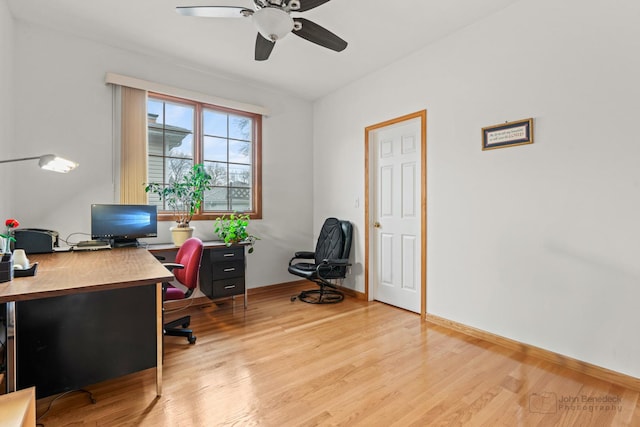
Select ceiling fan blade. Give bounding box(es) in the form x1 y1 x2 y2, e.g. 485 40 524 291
292 18 347 52
176 6 252 18
255 33 276 61
295 0 332 12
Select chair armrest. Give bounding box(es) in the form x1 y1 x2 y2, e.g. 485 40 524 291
294 251 315 258
289 251 315 266
162 262 184 272
316 258 351 279
320 258 351 266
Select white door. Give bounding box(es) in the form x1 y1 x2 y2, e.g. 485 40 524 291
371 117 422 313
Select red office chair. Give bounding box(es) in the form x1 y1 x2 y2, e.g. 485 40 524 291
162 237 204 344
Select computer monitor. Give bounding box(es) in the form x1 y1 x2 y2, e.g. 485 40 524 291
91 204 157 247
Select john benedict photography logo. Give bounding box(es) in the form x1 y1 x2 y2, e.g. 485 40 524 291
529 392 623 414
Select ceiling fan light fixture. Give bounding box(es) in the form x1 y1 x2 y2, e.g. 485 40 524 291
252 7 294 41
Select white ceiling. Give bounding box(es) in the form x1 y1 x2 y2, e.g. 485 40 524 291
7 0 521 100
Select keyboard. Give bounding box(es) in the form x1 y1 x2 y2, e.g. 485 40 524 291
75 240 111 251
74 244 111 251
77 240 108 247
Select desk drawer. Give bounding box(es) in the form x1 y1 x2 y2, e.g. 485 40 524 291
210 246 244 262
206 278 245 299
211 260 244 279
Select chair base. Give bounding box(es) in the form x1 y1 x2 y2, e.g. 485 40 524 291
292 288 344 304
164 315 196 344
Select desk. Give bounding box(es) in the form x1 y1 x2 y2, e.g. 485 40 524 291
0 249 173 398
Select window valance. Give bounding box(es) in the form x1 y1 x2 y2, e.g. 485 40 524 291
105 73 270 117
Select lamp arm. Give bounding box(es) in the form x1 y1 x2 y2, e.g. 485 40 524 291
0 156 44 164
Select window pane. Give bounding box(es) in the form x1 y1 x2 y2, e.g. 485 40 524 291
148 107 164 156
229 140 251 164
205 187 229 211
229 115 252 141
147 193 164 209
147 99 164 124
166 158 193 183
203 136 228 162
148 156 164 183
165 102 194 132
205 161 228 186
229 164 251 186
230 186 251 212
168 133 193 158
203 110 227 137
148 128 164 156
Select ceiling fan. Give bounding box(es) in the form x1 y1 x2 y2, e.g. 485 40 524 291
176 0 348 61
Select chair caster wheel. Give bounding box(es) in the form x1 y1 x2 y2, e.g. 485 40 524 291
290 296 297 302
188 336 196 344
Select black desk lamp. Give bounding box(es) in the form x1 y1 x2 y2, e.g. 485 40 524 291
0 154 78 173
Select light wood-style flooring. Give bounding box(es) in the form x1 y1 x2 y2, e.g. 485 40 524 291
36 283 640 426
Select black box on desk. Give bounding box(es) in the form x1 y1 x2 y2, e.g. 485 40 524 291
14 229 58 254
0 253 13 283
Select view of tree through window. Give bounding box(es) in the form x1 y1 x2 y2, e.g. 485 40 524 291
147 93 261 219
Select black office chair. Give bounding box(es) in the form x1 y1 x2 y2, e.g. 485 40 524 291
289 218 353 304
162 237 204 344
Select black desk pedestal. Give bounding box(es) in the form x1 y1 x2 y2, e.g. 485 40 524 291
16 285 156 399
0 302 6 394
199 246 247 307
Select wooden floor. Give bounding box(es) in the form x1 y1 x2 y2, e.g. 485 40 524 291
36 283 640 426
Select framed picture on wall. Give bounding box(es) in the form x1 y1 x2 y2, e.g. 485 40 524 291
482 118 534 150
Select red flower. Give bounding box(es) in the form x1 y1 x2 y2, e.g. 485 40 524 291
5 219 19 228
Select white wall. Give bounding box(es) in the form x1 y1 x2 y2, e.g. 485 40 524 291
313 0 640 378
0 0 13 220
9 21 314 288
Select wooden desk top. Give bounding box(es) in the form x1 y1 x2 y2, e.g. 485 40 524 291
0 248 174 303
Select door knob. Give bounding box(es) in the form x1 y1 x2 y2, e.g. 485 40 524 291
373 222 381 228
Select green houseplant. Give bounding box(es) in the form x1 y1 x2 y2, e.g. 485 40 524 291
214 213 258 253
145 163 212 246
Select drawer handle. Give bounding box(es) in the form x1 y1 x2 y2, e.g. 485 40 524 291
224 285 236 289
223 253 235 257
223 268 236 272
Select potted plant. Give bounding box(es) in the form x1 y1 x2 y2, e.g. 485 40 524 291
213 213 259 253
145 163 212 246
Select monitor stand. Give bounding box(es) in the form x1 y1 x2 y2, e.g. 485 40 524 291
111 238 139 248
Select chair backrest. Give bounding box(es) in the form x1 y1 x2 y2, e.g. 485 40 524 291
173 237 204 291
315 218 353 278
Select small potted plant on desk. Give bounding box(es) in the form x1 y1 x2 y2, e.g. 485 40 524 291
214 213 259 254
145 164 212 247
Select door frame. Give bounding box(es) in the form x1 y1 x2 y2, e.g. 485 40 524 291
364 110 427 319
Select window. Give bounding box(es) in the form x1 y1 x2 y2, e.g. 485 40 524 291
147 93 262 220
